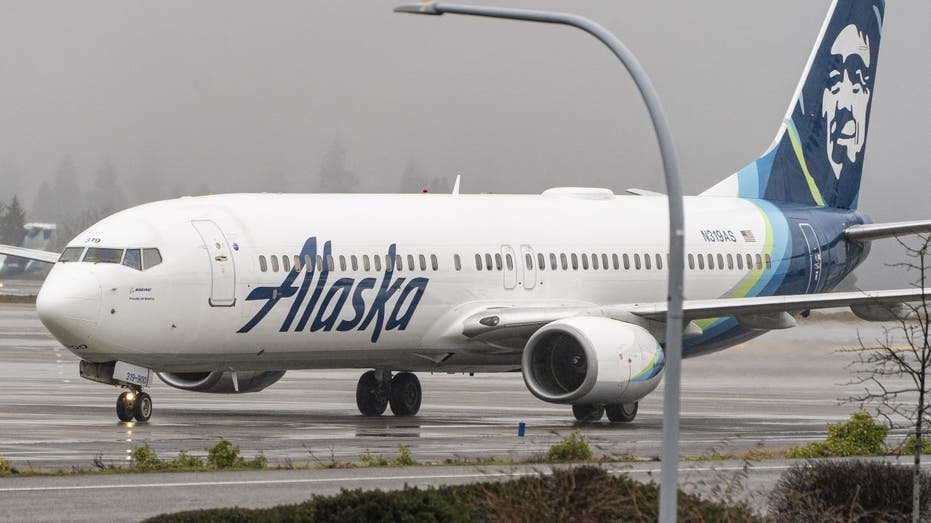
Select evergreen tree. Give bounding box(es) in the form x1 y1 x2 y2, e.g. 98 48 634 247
0 195 26 246
317 139 359 193
86 158 127 213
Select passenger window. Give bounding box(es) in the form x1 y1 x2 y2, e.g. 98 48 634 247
591 254 599 270
454 254 462 271
394 255 402 272
142 248 162 269
602 254 609 270
623 254 630 270
85 248 123 264
746 254 754 270
655 253 663 270
736 254 744 270
581 254 589 270
325 255 334 271
538 253 546 271
419 254 427 271
340 255 347 272
688 254 695 270
504 254 513 271
259 255 268 272
716 254 724 270
765 254 772 269
644 254 651 270
485 253 493 271
59 247 84 262
282 255 291 272
755 253 763 269
727 254 734 270
707 254 715 270
475 254 483 271
293 255 302 272
270 255 280 272
305 254 313 272
351 255 359 272
634 254 642 270
407 254 415 271
551 253 558 270
526 253 533 270
122 249 142 270
431 254 438 271
697 254 705 270
373 255 382 272
569 253 578 270
560 253 568 270
493 253 502 271
314 255 322 272
363 255 371 272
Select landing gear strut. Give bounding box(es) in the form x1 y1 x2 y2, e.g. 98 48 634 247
356 370 422 417
572 404 605 422
116 389 152 423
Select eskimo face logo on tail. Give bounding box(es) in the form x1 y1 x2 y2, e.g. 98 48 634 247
237 237 428 342
823 23 874 180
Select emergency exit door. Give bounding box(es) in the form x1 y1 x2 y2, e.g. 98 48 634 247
192 220 236 307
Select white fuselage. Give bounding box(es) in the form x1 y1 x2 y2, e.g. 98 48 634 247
38 191 789 373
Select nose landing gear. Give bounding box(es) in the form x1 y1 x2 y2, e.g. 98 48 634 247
116 389 152 423
355 370 422 417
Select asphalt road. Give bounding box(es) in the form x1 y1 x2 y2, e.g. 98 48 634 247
0 301 914 521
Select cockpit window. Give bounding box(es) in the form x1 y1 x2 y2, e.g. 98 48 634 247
84 248 123 263
59 247 84 262
122 249 142 271
142 248 162 270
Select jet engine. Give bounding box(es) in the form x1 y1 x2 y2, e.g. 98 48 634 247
157 370 286 393
521 317 664 405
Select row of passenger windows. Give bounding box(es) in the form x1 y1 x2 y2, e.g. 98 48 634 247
258 250 772 274
259 253 440 273
58 246 163 271
472 252 772 272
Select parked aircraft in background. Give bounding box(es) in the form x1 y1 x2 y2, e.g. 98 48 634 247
0 223 56 277
1 0 928 424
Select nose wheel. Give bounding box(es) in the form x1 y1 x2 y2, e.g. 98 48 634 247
116 390 152 422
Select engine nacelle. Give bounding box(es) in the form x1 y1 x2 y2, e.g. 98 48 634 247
521 317 664 405
157 370 286 393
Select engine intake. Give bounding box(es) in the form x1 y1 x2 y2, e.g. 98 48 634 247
522 317 664 405
157 370 285 393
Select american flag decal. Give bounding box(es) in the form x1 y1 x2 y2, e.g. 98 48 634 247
740 230 756 242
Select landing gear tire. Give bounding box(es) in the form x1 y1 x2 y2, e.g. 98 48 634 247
572 404 605 422
356 370 389 416
606 402 638 423
388 372 422 416
116 391 134 422
133 392 153 422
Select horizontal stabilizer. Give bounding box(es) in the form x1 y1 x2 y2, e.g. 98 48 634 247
0 244 60 264
845 220 931 242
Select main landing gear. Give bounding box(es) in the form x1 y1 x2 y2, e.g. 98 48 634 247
116 388 152 423
572 402 638 423
356 370 422 417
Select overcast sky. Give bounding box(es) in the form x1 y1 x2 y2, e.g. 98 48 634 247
0 1 928 288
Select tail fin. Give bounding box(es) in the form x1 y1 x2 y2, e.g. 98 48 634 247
703 0 885 209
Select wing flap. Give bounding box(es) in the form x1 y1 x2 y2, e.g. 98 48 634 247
845 220 931 242
0 244 60 264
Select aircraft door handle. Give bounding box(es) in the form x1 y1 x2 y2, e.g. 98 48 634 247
215 255 228 262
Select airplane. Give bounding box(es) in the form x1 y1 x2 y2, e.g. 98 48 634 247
2 0 929 424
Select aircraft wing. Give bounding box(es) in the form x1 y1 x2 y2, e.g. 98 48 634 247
0 244 60 264
845 220 931 242
462 288 930 341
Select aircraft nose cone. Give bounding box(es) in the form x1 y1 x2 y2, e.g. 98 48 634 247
36 266 101 347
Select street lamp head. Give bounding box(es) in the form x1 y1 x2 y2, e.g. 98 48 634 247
393 3 441 15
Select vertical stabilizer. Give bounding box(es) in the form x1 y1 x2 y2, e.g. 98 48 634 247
702 0 885 209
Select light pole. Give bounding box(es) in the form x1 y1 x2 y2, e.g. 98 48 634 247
394 4 685 521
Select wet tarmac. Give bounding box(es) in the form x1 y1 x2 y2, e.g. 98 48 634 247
0 302 909 472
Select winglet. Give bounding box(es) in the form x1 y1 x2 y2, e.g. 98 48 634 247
452 175 461 195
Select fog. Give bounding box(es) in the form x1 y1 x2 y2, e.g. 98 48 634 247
0 1 928 289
